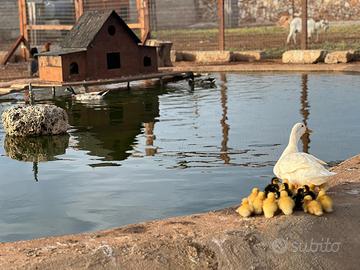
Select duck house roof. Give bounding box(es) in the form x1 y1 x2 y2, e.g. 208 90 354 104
60 10 141 49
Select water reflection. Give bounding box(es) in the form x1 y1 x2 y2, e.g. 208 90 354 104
4 134 70 181
300 74 311 153
144 122 157 156
4 135 69 162
220 74 230 164
54 90 160 165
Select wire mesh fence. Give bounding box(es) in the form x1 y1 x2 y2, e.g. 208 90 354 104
149 0 360 56
25 0 140 47
0 1 20 50
1 0 360 58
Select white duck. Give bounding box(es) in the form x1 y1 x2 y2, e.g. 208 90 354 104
273 123 335 186
65 86 110 101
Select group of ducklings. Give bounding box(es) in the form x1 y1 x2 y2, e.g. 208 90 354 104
236 177 333 218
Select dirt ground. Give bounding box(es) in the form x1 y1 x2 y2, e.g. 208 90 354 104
0 154 359 270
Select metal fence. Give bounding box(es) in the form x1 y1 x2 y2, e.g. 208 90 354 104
1 0 360 59
24 0 140 47
150 0 360 55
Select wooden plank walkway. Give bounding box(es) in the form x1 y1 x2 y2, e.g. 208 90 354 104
0 71 194 96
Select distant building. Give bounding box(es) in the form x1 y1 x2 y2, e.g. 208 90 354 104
38 10 158 83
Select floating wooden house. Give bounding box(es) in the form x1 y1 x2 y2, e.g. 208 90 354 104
38 10 158 83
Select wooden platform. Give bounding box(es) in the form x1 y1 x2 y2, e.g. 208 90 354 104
0 71 194 96
35 71 194 87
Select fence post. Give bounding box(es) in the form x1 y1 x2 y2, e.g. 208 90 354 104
138 0 151 43
18 0 28 59
74 0 84 20
218 0 225 51
301 0 308 50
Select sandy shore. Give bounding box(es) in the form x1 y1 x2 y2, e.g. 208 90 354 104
0 154 359 269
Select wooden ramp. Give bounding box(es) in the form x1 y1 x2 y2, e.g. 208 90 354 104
0 71 194 96
36 71 194 87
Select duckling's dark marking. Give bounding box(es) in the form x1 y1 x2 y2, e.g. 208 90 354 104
304 185 316 199
265 177 280 198
281 182 293 197
293 188 305 210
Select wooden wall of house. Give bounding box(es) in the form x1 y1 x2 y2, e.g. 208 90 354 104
38 56 63 82
138 45 158 74
62 52 87 82
86 15 157 80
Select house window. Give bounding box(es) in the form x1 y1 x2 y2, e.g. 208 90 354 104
69 62 79 75
108 25 116 36
107 53 121 69
143 56 151 67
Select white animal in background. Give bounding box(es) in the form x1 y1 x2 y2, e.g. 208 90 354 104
287 17 329 44
273 123 336 186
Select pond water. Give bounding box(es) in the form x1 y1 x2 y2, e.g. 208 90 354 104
1 73 360 242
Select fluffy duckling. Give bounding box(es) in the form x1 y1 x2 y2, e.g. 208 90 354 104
317 190 333 213
303 195 323 216
236 198 253 217
280 182 293 197
265 177 280 198
293 188 305 211
304 185 316 199
263 192 278 218
252 191 266 215
278 190 295 215
247 187 259 206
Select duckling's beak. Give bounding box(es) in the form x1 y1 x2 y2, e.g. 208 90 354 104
306 128 313 134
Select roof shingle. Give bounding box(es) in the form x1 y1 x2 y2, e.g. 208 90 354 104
60 10 141 49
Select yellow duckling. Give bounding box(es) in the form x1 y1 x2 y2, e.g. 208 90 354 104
317 190 333 213
303 195 323 216
252 191 266 215
262 192 278 218
278 190 295 215
236 198 253 218
247 187 259 206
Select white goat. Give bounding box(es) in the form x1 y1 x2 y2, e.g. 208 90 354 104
287 17 329 44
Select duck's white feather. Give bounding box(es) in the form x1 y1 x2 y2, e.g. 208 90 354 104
275 152 335 185
273 123 335 186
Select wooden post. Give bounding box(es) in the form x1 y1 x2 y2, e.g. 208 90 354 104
218 0 225 51
52 87 56 98
74 0 84 20
138 0 151 43
18 0 28 59
301 0 308 50
29 83 34 104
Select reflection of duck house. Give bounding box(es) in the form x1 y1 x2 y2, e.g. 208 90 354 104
38 10 158 83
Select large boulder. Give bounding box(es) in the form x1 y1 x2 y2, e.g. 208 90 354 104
282 50 327 64
2 105 70 137
324 51 353 64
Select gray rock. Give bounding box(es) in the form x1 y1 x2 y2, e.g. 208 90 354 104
2 105 70 137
